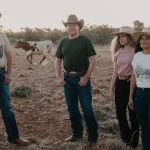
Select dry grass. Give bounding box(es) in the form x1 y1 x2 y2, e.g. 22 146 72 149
0 45 142 150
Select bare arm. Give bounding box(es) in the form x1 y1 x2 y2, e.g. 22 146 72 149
5 51 12 84
55 58 62 78
109 62 117 100
129 72 136 99
55 58 65 85
129 72 136 109
85 55 96 78
110 64 117 92
79 55 96 86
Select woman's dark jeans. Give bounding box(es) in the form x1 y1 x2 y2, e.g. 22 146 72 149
115 78 139 147
134 88 150 150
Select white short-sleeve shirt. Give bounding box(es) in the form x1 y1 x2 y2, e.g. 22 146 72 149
132 51 150 88
0 32 12 67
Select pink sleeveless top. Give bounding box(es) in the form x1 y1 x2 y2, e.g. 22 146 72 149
114 47 135 77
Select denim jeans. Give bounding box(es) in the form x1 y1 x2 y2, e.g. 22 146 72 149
0 68 19 142
134 88 150 150
115 78 139 147
64 75 98 143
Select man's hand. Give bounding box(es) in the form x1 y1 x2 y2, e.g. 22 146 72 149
57 77 66 86
4 72 11 84
79 75 89 86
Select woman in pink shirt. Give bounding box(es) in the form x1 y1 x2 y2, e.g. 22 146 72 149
110 26 139 148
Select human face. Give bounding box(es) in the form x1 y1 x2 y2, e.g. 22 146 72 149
119 34 129 46
67 23 80 37
140 35 150 50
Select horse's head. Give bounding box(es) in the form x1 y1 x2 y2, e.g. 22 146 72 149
15 40 22 48
15 40 30 51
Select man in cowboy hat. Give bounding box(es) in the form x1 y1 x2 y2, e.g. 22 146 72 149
0 13 30 146
55 14 98 149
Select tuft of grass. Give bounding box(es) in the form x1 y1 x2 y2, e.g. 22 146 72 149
101 120 119 134
95 109 109 122
11 86 32 98
106 140 126 150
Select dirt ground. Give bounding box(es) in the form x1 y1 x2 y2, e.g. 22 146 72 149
0 45 142 150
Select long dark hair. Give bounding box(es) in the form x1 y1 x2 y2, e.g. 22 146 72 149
135 38 143 53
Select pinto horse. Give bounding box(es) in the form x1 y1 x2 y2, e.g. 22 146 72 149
15 40 53 64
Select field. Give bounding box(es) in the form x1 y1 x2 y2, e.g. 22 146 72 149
0 45 141 150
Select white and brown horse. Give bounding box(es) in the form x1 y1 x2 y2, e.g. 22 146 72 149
15 40 53 64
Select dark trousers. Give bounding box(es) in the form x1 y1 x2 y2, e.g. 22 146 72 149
115 78 139 147
64 75 98 143
0 68 19 142
134 88 150 150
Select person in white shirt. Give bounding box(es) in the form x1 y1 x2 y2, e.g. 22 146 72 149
0 13 30 146
129 27 150 150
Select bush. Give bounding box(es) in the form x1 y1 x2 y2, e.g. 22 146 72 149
81 25 114 44
11 86 32 98
5 25 115 44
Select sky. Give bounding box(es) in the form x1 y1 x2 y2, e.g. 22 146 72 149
0 0 150 31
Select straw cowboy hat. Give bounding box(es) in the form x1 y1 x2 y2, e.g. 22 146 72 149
111 26 134 36
132 27 150 42
62 14 84 30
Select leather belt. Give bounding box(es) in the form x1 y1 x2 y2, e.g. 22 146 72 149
64 71 86 77
137 87 150 91
118 75 131 80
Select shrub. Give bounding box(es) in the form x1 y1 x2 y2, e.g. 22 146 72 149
11 86 32 98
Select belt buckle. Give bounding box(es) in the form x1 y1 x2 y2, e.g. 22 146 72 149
138 87 145 91
119 76 125 80
69 72 77 76
141 88 145 91
66 72 78 77
65 71 86 77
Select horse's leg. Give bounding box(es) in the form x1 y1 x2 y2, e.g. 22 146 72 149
39 55 46 64
27 55 32 64
49 49 54 61
48 48 53 61
30 54 33 64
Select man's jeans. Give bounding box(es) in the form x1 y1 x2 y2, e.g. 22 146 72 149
0 68 19 142
64 75 98 143
134 88 150 150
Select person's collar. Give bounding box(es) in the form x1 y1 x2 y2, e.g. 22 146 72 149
69 34 80 39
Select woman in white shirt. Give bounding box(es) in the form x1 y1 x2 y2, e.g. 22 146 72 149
129 27 150 150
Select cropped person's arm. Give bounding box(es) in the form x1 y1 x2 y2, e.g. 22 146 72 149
55 58 66 85
5 51 12 84
129 72 136 110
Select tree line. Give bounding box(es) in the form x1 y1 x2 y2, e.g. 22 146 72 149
3 20 144 45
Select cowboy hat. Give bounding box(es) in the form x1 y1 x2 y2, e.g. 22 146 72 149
111 26 134 36
132 27 150 42
62 14 84 30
